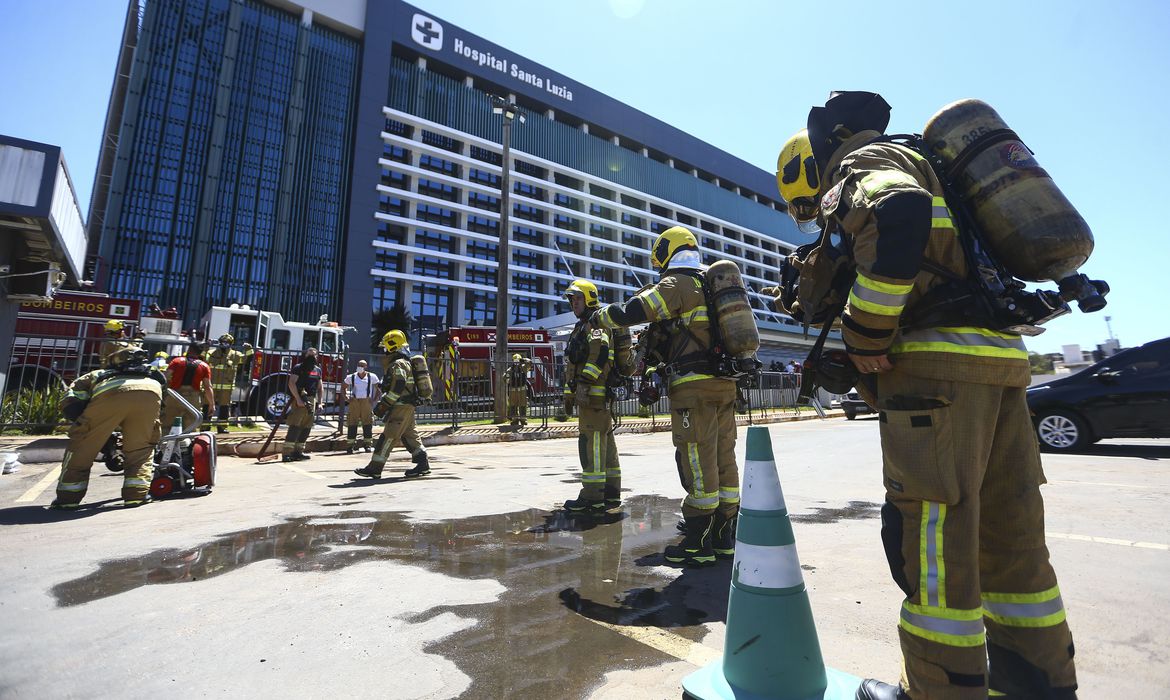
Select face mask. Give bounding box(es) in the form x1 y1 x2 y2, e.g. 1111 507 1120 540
796 218 823 235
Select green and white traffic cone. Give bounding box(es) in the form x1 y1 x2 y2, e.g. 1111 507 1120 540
682 426 860 700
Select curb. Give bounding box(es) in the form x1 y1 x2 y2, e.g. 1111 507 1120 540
1 410 843 464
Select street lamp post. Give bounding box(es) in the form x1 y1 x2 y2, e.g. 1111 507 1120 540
492 96 524 423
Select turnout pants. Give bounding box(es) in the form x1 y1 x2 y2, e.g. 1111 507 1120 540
346 398 374 447
508 388 528 420
282 395 317 457
575 401 619 501
212 388 233 429
162 387 204 432
57 390 162 504
670 380 740 519
876 370 1077 699
369 404 423 468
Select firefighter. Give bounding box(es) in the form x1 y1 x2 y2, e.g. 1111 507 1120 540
560 279 621 513
282 347 323 462
206 333 253 434
50 347 165 509
162 342 215 432
97 319 140 368
353 330 430 478
341 359 379 453
773 92 1077 700
591 228 739 566
505 353 532 426
150 351 169 371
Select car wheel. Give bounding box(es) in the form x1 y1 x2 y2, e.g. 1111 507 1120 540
844 409 856 420
1036 410 1092 452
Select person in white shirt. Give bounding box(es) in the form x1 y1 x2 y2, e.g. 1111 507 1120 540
341 360 380 454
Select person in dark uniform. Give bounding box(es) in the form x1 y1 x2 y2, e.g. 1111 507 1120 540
282 347 323 462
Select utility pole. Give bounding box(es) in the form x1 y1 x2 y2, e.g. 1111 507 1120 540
492 96 524 423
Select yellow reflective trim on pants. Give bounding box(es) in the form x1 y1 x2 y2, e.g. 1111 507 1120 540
581 364 601 380
586 386 606 397
982 585 1067 628
57 481 88 492
891 341 1028 360
123 478 150 488
900 601 986 648
919 502 946 607
687 443 703 493
982 585 1061 604
892 326 1028 360
849 291 904 316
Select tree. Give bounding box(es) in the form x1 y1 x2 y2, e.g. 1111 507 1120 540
1028 352 1054 374
370 303 413 352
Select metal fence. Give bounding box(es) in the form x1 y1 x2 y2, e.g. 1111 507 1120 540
2 338 831 434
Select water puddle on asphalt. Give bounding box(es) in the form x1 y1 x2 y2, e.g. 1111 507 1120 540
789 500 881 524
51 495 733 698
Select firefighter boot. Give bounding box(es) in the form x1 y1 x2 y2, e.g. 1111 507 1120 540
854 679 908 700
712 509 737 558
353 463 383 478
404 451 430 478
362 424 374 452
563 496 606 513
346 425 358 454
216 405 230 434
604 483 622 509
663 515 716 567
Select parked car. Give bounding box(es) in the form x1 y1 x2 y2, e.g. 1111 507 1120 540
841 388 876 420
1027 337 1170 451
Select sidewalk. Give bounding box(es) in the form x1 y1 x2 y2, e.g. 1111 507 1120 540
0 409 842 464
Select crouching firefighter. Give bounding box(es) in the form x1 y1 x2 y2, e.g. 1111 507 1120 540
560 279 621 512
354 330 431 478
592 227 741 566
51 347 165 509
771 91 1077 700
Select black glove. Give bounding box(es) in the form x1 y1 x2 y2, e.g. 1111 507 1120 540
562 396 574 416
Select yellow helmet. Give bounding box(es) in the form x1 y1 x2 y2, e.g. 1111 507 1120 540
563 279 600 308
650 226 698 270
777 129 821 232
218 333 234 344
381 329 408 353
103 319 125 334
154 351 168 358
511 353 522 362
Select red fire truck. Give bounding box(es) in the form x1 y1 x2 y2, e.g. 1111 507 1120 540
426 326 558 406
9 291 144 391
198 304 350 423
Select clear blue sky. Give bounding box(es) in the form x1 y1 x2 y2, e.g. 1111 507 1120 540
2 0 1167 354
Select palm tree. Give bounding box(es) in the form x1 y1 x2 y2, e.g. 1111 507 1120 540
370 303 413 352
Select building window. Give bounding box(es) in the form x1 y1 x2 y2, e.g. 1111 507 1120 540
514 159 546 179
374 250 401 272
468 191 500 213
415 204 457 228
513 249 544 270
514 180 547 201
621 212 644 229
411 285 451 331
417 178 459 202
382 143 411 164
419 153 460 177
421 130 462 153
513 297 541 324
379 195 407 217
513 226 543 247
381 167 409 190
513 272 539 292
467 215 498 236
466 240 497 260
414 255 452 279
469 167 500 189
469 145 501 166
513 203 545 224
464 291 496 325
415 229 454 253
466 264 496 286
384 119 412 137
373 278 399 312
554 213 579 232
376 222 407 244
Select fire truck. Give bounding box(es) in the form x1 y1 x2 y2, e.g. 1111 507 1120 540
426 326 558 407
8 291 144 391
199 304 350 424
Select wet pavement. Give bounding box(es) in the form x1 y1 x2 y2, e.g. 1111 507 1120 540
49 495 731 698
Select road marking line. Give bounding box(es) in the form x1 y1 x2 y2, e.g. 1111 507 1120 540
581 617 721 667
15 465 62 503
1049 480 1156 489
1048 531 1168 551
277 462 326 480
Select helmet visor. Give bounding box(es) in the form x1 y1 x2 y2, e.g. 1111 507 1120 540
787 197 819 224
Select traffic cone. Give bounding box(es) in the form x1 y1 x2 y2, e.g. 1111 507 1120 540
682 426 861 700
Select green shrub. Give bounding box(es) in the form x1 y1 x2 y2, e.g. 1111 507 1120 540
0 386 68 434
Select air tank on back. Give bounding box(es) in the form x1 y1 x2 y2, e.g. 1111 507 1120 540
706 260 760 359
923 99 1108 311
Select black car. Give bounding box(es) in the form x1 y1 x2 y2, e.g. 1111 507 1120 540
1026 337 1170 451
